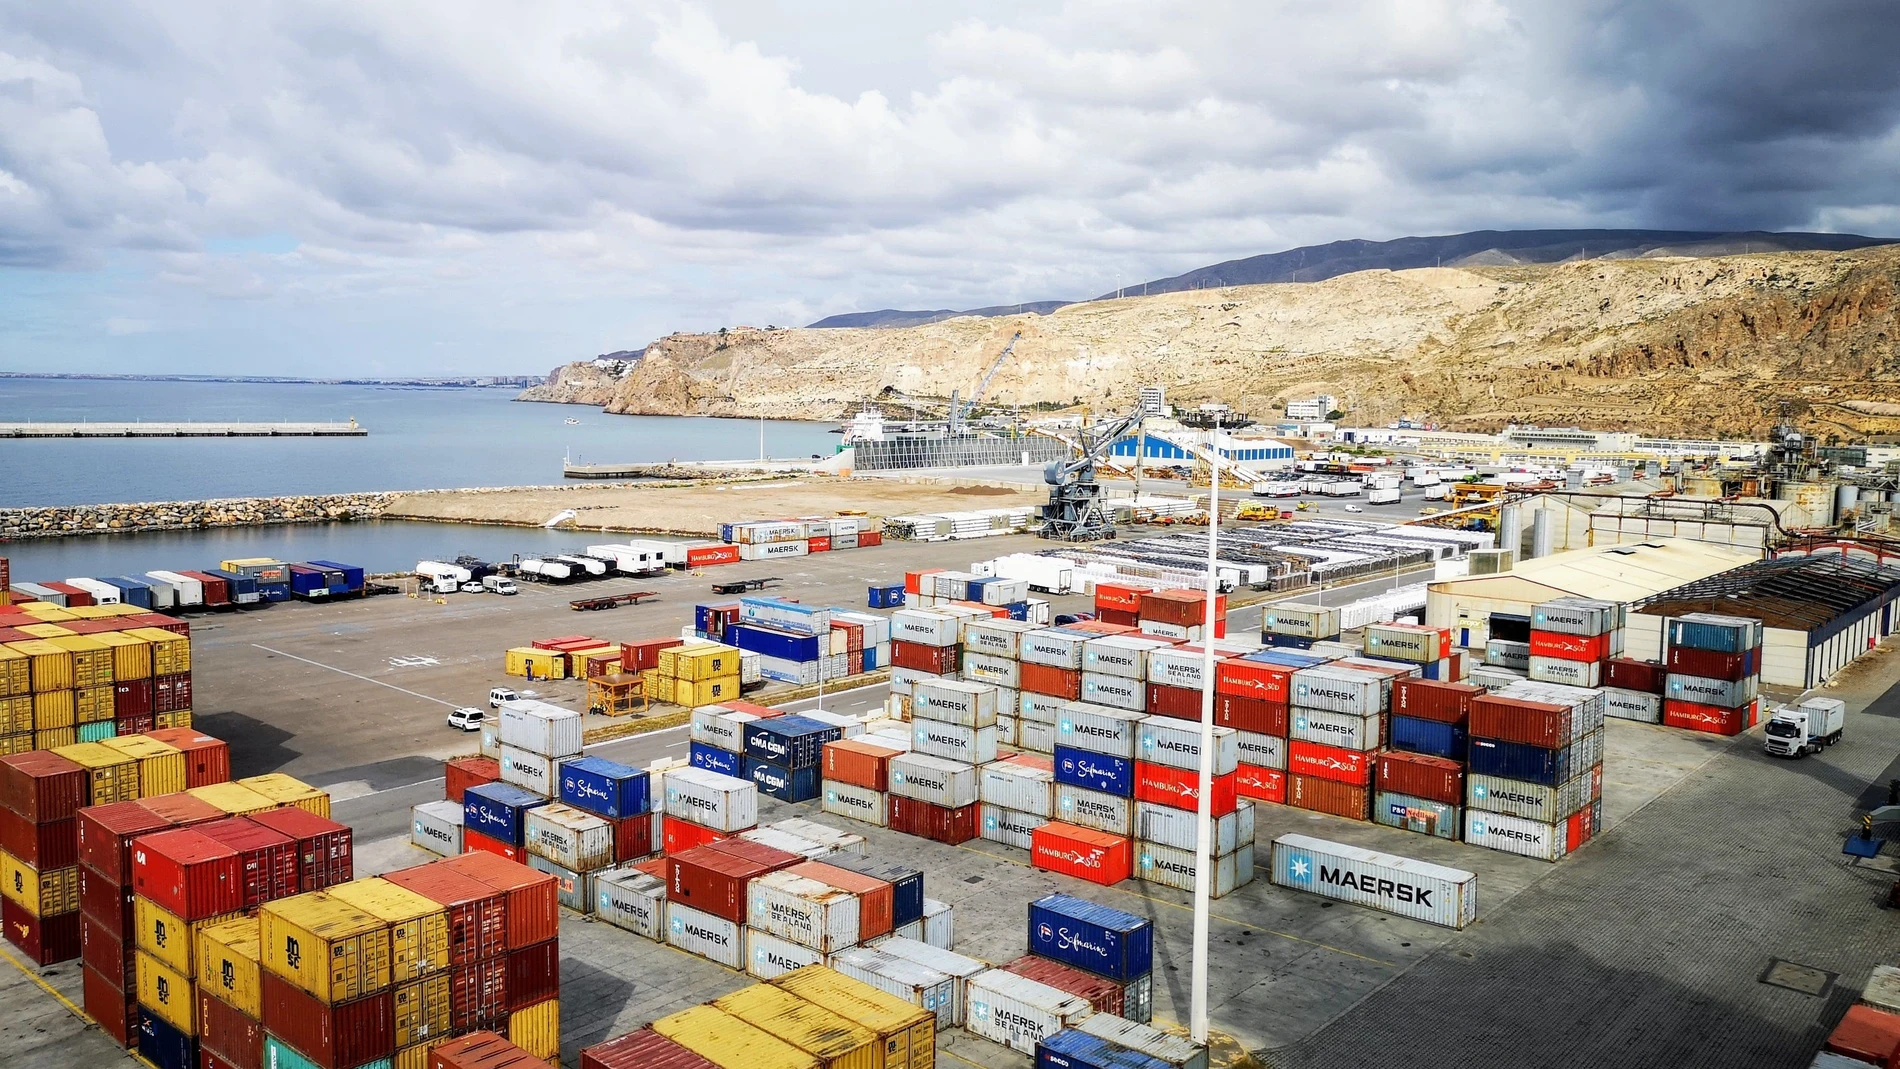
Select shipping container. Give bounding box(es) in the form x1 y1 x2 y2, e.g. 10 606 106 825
1053 746 1135 798
259 971 396 1069
579 1027 720 1069
1466 767 1601 823
979 761 1055 817
461 783 547 848
821 781 888 826
1463 803 1600 862
1053 783 1132 836
84 962 138 1047
1601 687 1663 723
411 800 464 857
1376 751 1463 805
133 828 243 921
144 728 228 788
966 968 1095 1056
823 740 900 793
1270 833 1475 927
1214 694 1287 736
593 866 666 939
1235 765 1286 804
197 982 263 1068
887 753 978 809
1289 708 1382 752
1133 800 1253 854
0 808 75 870
662 768 759 832
1666 613 1761 654
187 782 275 817
196 816 300 909
195 915 262 1018
259 891 393 1003
327 879 450 986
1030 822 1132 885
1533 598 1618 637
1133 762 1238 816
1072 1015 1207 1069
1389 715 1467 760
135 949 197 1035
1467 736 1581 788
1285 773 1370 820
1389 679 1482 724
771 965 934 1069
440 851 560 951
3 852 79 916
664 901 744 969
3 894 80 963
1289 666 1384 715
711 983 881 1069
886 795 978 845
0 751 86 822
1027 893 1151 982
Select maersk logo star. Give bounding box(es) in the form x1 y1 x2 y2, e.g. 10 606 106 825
1288 855 1311 881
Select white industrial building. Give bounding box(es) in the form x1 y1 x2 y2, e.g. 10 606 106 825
1285 395 1337 421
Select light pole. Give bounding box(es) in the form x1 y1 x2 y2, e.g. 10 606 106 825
1191 415 1220 1044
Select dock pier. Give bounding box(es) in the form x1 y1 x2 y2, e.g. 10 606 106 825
0 421 366 438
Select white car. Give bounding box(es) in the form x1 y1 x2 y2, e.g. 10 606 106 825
1343 504 1364 513
488 687 519 707
447 707 486 731
459 582 484 593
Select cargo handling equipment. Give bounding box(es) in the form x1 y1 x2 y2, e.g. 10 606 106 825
1038 404 1148 542
710 576 781 596
568 590 658 611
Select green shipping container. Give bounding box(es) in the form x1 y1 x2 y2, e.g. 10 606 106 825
264 1037 391 1069
77 721 118 743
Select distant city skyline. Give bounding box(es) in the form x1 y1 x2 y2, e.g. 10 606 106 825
1 1 1896 376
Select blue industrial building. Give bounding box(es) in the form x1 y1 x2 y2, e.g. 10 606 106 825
1109 434 1295 464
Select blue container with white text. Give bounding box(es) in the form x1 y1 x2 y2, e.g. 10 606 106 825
1028 893 1153 982
690 741 743 778
746 757 820 803
1052 745 1135 797
559 755 649 819
743 715 841 770
462 781 549 846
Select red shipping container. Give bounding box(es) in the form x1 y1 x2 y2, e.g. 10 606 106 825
1825 1005 1900 1066
1096 608 1139 627
443 851 560 951
903 570 938 595
116 713 156 736
1215 694 1288 736
1603 658 1666 694
789 861 893 939
196 817 300 909
829 621 867 649
715 699 781 719
82 911 135 987
886 796 978 844
1286 740 1373 786
1133 762 1237 817
999 954 1125 1015
889 641 960 675
706 837 803 873
1094 583 1152 613
447 959 509 1033
383 865 507 965
1665 644 1758 682
666 845 772 925
1468 695 1574 750
1144 683 1202 720
1018 663 1083 700
84 963 138 1047
611 813 654 862
1663 699 1750 736
138 792 225 829
581 1027 720 1069
434 1031 549 1069
685 544 742 567
1215 659 1294 703
0 809 76 870
261 971 394 1069
823 740 900 792
1527 630 1610 663
1235 765 1286 804
1137 588 1227 627
0 751 86 823
144 728 228 787
632 856 668 879
3 897 81 964
807 535 831 553
621 637 687 674
946 600 1010 619
113 679 155 718
1001 752 1053 772
154 675 195 714
131 828 244 921
505 938 559 1012
199 987 263 1069
121 612 188 635
1286 773 1371 820
857 531 883 548
1375 751 1463 805
463 829 523 863
532 635 595 651
444 757 501 804
1030 822 1131 886
662 814 728 854
249 807 354 893
205 1051 247 1069
80 864 135 935
44 581 94 607
1390 679 1484 725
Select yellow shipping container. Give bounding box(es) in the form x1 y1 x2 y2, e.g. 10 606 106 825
135 950 197 1035
70 604 145 619
33 727 75 750
156 710 193 730
53 742 140 805
0 694 32 735
660 643 743 683
16 602 74 621
508 996 561 1062
653 1005 820 1069
134 896 241 976
671 674 741 708
0 647 28 696
327 878 448 983
18 623 77 639
393 1043 435 1069
1 853 79 917
32 688 74 729
127 628 191 675
9 640 73 693
100 735 188 798
238 774 330 819
504 647 567 681
641 668 673 706
47 635 115 687
95 631 153 681
0 733 33 756
259 892 393 1004
393 972 453 1048
771 966 934 1069
713 984 880 1069
75 685 115 725
187 782 276 816
196 916 262 1018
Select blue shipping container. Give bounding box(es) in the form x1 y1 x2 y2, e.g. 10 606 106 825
138 1009 197 1069
1006 600 1030 622
861 648 877 673
286 565 333 597
1037 1030 1171 1069
690 741 743 778
747 757 820 803
729 623 823 662
207 568 258 597
1468 736 1573 787
828 856 924 927
744 715 841 769
99 577 154 609
1027 893 1153 982
1243 648 1328 668
1259 633 1315 650
1668 617 1758 655
257 581 290 602
1391 715 1467 760
1052 745 1135 798
462 782 548 846
306 560 366 592
559 755 650 818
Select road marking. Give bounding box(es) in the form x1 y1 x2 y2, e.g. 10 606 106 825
665 740 687 748
388 655 440 668
251 644 457 708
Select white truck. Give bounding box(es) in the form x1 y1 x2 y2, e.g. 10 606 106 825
1368 487 1402 505
481 575 519 595
1424 484 1451 501
417 561 471 593
1764 697 1846 757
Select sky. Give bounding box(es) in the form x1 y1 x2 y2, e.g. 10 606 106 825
2 1 1898 377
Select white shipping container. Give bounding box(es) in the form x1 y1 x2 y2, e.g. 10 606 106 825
523 803 615 872
735 827 833 861
1021 630 1088 670
665 901 743 968
871 937 990 1028
766 817 867 857
1290 667 1385 715
1289 708 1383 752
1137 620 1201 643
1484 639 1531 670
830 947 958 1029
1138 719 1240 774
803 710 867 738
1466 771 1598 823
1532 598 1617 637
994 686 1019 720
594 868 667 940
1079 672 1147 714
499 746 557 796
1082 635 1168 679
1018 692 1067 724
1262 604 1341 639
1666 672 1760 708
1270 833 1477 929
961 651 1022 690
1056 703 1144 757
410 800 463 856
964 619 1038 658
996 716 1019 747
1145 646 1217 690
498 700 584 758
1528 655 1603 688
979 761 1055 817
1136 800 1253 854
890 609 960 647
747 870 861 953
1074 1015 1208 1069
979 578 1030 606
888 753 979 808
690 707 759 751
1019 721 1057 753
912 679 999 727
1463 809 1588 862
1364 623 1444 663
911 721 999 764
821 781 889 826
966 969 1096 1055
746 928 827 980
922 898 954 949
1054 783 1134 836
739 539 809 561
1138 841 1254 896
979 804 1048 849
1601 687 1663 723
1236 731 1286 770
662 767 759 832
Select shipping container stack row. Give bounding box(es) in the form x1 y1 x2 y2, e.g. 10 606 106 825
503 633 622 683
718 596 893 684
1661 612 1765 736
899 568 1046 625
718 516 883 561
9 558 365 611
0 600 194 751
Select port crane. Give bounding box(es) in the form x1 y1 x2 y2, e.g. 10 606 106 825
948 331 1022 435
1038 403 1147 541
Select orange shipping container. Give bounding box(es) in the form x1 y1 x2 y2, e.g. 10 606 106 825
821 740 901 793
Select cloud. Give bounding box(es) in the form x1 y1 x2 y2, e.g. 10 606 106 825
0 0 1896 374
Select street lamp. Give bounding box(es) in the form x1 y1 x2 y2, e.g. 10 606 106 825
1191 414 1220 1044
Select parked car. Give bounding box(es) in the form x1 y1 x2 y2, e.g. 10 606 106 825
447 707 486 731
1344 504 1364 513
488 687 518 707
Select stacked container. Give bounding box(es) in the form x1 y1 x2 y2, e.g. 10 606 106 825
558 753 655 868
1377 678 1484 841
741 715 841 805
1463 680 1605 861
663 766 759 854
1663 613 1764 736
979 753 1055 851
726 600 856 686
820 735 906 830
1285 664 1388 820
889 608 965 713
1527 597 1624 691
1261 603 1340 648
496 699 582 804
642 642 744 709
0 750 88 965
1600 657 1667 724
1047 701 1139 883
0 616 194 748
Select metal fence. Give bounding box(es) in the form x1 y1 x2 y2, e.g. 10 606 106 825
850 436 1070 471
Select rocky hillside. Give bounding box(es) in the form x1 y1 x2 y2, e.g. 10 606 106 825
515 359 627 405
532 246 1900 439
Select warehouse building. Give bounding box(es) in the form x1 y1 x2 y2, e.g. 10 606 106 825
1629 550 1900 688
1108 429 1296 465
1425 538 1759 649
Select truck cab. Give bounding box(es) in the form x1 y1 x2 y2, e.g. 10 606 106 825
1764 697 1846 757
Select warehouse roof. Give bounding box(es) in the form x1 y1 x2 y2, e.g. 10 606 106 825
1632 552 1900 632
1429 539 1760 604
